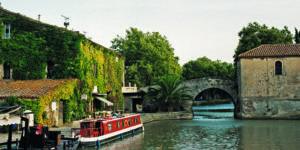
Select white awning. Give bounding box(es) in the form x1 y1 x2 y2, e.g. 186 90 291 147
0 116 20 126
95 97 114 106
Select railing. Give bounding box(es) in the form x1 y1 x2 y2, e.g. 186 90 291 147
122 86 138 93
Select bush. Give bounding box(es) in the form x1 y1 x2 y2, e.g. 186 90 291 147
4 96 19 106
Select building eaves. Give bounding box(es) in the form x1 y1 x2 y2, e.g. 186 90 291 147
238 44 300 59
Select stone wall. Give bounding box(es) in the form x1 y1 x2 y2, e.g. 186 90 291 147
139 112 193 124
237 57 300 119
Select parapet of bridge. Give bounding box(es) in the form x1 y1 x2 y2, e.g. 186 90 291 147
122 82 138 93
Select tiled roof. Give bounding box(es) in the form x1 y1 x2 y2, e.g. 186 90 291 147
238 44 300 58
0 79 74 99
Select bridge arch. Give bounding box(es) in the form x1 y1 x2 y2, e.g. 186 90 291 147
181 77 238 107
194 88 233 101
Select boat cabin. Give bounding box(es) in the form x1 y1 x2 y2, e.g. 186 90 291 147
78 114 142 137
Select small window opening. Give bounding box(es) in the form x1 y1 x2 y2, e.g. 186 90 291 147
4 23 11 39
3 63 10 79
128 119 132 126
108 123 112 131
122 120 125 127
134 117 138 124
275 61 282 75
47 62 54 79
117 121 120 128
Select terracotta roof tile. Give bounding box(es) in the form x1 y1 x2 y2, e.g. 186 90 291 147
0 79 74 99
238 44 300 58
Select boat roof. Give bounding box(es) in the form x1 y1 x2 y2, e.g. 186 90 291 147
80 114 140 123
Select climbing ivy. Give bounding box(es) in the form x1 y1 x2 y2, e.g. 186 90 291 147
0 8 124 124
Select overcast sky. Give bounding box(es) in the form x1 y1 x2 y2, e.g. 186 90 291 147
2 0 300 65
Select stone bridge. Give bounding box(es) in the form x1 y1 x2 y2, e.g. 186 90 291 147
139 77 238 113
181 77 238 104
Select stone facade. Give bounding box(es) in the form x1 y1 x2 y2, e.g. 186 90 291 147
237 44 300 119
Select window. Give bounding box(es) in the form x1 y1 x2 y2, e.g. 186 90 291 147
4 23 11 39
122 120 125 127
3 63 10 79
117 121 120 128
275 61 282 75
93 64 97 78
128 119 132 126
134 117 138 124
108 123 112 131
47 62 54 79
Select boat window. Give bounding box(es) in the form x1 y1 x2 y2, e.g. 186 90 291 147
134 117 138 124
122 120 125 127
108 123 112 131
117 121 120 128
128 119 132 126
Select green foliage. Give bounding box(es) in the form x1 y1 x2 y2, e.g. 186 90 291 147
18 99 43 123
0 9 124 124
42 111 48 120
1 96 19 106
295 28 300 44
0 32 47 79
5 96 18 106
182 56 234 80
111 27 182 86
144 75 193 111
233 22 293 60
64 100 72 122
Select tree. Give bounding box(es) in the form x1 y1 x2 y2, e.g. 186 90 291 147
111 27 182 86
143 75 193 112
295 28 300 44
182 56 235 80
233 22 293 60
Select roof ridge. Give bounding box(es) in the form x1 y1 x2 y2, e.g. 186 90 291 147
238 44 300 58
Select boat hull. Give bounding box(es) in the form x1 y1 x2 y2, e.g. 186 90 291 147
79 124 143 147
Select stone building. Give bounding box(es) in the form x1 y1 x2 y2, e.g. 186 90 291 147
0 79 76 126
236 44 300 119
0 8 125 125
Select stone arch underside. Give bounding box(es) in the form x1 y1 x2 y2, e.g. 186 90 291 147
194 88 233 101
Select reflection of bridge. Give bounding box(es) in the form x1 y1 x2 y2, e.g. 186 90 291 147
181 77 237 104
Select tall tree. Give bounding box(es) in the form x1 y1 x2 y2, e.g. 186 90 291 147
111 27 182 86
233 22 293 60
295 28 300 44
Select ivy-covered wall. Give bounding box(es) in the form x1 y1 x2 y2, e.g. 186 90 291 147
0 8 124 125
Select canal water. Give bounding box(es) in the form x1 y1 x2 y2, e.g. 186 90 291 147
79 103 300 150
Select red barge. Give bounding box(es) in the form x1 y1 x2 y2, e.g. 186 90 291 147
71 113 144 146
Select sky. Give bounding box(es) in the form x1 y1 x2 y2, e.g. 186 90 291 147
2 0 300 65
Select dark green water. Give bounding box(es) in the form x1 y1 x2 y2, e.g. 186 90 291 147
78 105 300 150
